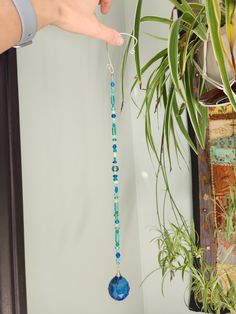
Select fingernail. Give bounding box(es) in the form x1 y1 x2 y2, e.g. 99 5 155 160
117 35 124 46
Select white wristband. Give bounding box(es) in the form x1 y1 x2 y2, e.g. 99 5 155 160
12 0 37 48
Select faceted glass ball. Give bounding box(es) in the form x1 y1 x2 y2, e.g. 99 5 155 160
108 275 130 301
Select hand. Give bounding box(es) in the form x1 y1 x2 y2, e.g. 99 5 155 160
33 0 124 46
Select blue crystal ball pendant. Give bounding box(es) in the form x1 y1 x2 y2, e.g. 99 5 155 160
108 274 130 301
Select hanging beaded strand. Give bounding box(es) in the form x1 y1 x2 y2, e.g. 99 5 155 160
110 75 121 266
107 73 130 302
106 35 137 301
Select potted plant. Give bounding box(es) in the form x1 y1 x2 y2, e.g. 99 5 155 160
122 1 236 313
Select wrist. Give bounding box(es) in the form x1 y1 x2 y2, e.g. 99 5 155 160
31 0 59 30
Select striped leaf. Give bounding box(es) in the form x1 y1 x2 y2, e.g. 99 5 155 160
206 0 236 110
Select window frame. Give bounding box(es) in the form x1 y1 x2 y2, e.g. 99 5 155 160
0 48 27 314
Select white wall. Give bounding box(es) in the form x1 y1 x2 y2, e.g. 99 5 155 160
17 2 143 314
17 1 196 314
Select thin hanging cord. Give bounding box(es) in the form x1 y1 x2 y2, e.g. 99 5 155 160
106 33 138 74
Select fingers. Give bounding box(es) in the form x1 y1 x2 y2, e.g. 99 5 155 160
89 17 124 46
100 0 112 14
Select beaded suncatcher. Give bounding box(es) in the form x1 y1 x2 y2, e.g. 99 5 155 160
107 73 130 301
105 36 137 301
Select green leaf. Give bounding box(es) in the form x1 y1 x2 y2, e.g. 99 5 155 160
168 18 185 101
172 94 197 154
225 0 236 72
180 12 207 41
225 0 236 48
205 0 236 110
130 48 168 100
182 62 205 148
140 16 172 24
121 35 132 108
221 245 235 264
180 8 205 76
144 32 168 41
169 0 183 12
163 85 175 170
134 0 143 88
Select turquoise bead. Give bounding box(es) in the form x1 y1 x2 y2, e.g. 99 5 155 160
115 230 120 243
111 95 115 105
112 166 119 172
113 144 117 152
112 124 117 135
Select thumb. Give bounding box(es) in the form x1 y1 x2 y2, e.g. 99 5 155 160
88 17 124 46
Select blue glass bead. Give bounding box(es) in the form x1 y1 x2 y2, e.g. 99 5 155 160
112 158 117 164
115 230 120 243
115 219 120 224
115 186 118 193
113 175 118 181
112 166 119 172
112 124 117 135
111 81 115 87
111 95 115 105
108 275 130 301
113 144 117 152
116 252 121 259
111 114 116 118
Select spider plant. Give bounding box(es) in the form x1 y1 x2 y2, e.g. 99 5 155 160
125 0 236 160
122 0 236 230
218 188 236 242
154 221 236 313
191 264 236 314
122 0 236 312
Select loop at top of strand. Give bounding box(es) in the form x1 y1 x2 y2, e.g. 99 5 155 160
106 33 138 75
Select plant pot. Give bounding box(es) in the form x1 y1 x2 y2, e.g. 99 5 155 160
197 26 236 88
